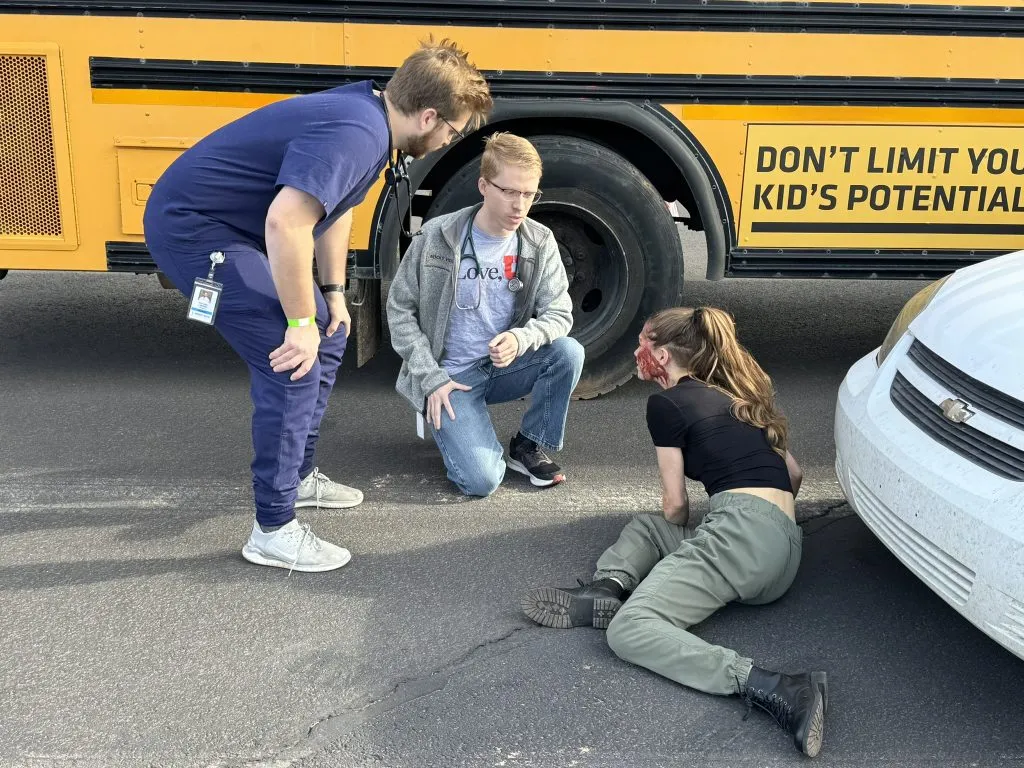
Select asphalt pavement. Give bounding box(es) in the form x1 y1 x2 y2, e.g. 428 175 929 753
1 229 1022 767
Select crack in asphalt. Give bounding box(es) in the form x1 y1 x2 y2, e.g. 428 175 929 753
222 624 534 768
301 624 533 750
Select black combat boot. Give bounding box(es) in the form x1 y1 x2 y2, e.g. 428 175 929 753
521 578 625 629
742 666 828 757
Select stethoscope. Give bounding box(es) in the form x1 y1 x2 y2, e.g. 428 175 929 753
377 87 417 239
461 203 523 293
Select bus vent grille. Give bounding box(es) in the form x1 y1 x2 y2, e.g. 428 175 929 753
0 54 62 239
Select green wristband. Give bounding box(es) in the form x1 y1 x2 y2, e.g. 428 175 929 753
287 315 316 328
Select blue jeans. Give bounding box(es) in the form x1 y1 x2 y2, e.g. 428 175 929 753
429 337 585 497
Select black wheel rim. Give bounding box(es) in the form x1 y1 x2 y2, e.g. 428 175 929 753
530 200 631 358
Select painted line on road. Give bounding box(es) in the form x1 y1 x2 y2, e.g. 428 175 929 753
0 474 850 520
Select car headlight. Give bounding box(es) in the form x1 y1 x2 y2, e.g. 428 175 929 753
876 276 951 365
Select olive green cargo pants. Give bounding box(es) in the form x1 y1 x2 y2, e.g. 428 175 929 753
595 491 803 695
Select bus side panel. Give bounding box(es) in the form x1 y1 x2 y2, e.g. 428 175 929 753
1 15 383 273
678 104 1024 275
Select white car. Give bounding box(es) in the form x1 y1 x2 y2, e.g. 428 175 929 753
835 249 1024 661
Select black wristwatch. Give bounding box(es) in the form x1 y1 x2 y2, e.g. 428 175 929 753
320 283 346 294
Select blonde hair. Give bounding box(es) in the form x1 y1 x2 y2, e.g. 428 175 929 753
644 306 789 455
385 38 493 131
480 132 543 180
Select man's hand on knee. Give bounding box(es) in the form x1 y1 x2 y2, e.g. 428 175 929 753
325 291 351 338
270 324 321 380
427 381 473 429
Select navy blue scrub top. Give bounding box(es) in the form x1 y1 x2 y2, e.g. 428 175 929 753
146 80 390 251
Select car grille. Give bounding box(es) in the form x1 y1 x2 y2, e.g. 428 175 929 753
849 474 975 606
997 599 1024 647
890 369 1024 482
907 341 1024 433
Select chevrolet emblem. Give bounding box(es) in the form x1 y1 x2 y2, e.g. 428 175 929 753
939 398 975 424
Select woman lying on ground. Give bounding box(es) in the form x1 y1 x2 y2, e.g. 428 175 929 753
521 306 828 757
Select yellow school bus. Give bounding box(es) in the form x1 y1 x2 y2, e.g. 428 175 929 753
2 2 1022 396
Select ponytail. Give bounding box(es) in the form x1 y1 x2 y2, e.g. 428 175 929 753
644 306 789 455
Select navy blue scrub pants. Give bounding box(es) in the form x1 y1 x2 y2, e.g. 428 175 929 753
148 236 347 527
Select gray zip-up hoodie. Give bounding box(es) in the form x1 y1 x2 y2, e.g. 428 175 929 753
386 205 574 412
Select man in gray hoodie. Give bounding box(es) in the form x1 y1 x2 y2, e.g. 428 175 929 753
386 132 585 496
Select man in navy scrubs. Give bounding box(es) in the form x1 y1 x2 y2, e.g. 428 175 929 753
144 40 492 573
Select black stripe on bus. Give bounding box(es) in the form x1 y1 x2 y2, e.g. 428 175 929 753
7 0 1024 35
89 58 1024 108
108 240 1001 280
751 222 1024 234
106 241 376 278
727 247 1000 278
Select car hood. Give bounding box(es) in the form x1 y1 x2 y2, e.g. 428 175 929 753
910 249 1024 401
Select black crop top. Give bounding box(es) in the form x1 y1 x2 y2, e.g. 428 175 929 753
646 378 792 497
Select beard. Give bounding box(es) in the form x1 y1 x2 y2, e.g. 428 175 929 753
403 127 441 160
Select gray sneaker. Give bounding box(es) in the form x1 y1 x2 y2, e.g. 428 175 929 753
295 467 364 509
241 519 352 574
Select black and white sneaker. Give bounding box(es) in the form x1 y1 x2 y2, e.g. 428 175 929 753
506 432 565 487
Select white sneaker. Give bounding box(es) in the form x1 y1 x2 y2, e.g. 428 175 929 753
295 467 364 509
241 519 352 574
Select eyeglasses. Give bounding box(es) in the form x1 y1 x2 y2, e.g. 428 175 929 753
483 178 543 203
439 116 467 143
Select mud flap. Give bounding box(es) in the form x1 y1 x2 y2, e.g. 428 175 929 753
349 278 381 367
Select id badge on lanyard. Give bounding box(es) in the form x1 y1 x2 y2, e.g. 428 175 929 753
187 251 225 325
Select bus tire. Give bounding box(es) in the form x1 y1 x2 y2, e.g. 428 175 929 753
426 134 683 399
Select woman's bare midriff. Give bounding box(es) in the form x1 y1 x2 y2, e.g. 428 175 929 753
726 487 797 522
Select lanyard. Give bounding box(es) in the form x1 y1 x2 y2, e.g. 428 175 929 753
377 88 416 239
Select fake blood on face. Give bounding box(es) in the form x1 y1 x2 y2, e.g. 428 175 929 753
636 338 669 385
